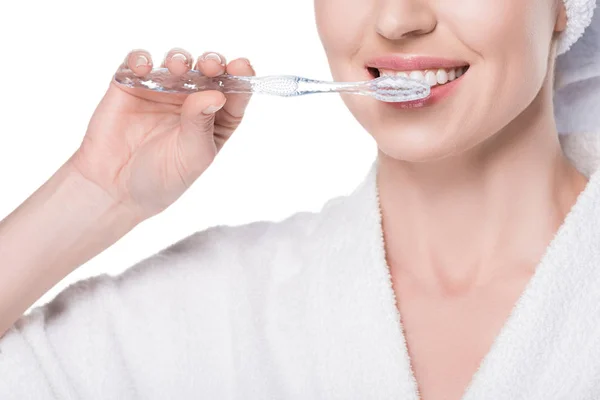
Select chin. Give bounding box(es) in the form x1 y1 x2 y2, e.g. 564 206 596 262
368 123 470 163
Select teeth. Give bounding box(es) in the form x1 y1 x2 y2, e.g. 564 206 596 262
377 66 468 86
409 71 425 82
448 69 456 81
436 69 448 85
424 71 437 86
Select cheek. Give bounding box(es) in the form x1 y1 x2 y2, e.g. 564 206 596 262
441 0 552 125
444 0 550 80
314 0 370 58
443 0 534 60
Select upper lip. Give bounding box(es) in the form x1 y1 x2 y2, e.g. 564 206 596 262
365 55 469 72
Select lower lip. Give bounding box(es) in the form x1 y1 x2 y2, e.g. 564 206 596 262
384 70 467 109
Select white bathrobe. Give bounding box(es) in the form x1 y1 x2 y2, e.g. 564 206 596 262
1 131 600 400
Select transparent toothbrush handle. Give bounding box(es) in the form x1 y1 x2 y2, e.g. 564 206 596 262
113 67 255 94
113 68 313 96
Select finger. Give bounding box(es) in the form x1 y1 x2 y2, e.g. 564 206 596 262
180 90 227 136
195 51 227 77
216 57 255 129
121 49 154 77
160 47 193 77
179 90 227 159
175 90 228 186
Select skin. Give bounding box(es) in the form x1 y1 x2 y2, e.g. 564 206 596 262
314 0 589 398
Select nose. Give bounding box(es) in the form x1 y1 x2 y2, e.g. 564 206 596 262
375 0 437 41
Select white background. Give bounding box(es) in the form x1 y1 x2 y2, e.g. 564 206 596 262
0 0 378 311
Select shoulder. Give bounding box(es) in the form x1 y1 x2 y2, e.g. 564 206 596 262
153 190 350 267
126 207 322 281
104 194 346 299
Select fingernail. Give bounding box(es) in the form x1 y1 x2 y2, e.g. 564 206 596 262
202 103 225 115
239 58 252 67
171 53 187 63
135 55 149 67
202 52 224 65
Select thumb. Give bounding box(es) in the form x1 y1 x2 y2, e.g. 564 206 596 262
177 90 227 179
180 90 227 136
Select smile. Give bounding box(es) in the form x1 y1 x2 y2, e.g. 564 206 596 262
365 55 470 108
368 66 469 87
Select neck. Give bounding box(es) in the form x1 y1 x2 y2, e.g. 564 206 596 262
376 79 589 295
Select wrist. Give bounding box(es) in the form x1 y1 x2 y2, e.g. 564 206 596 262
60 160 145 231
63 155 145 228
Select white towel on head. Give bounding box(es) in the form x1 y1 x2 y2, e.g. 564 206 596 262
556 0 600 86
554 0 600 134
558 0 597 55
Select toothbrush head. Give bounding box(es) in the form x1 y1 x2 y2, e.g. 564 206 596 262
369 75 431 102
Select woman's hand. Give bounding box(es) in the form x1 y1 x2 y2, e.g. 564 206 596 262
69 48 255 221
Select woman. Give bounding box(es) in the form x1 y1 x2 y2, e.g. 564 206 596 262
1 0 599 398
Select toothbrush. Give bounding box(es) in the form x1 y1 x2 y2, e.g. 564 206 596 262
113 67 431 103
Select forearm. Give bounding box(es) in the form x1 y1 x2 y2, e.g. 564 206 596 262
0 159 141 337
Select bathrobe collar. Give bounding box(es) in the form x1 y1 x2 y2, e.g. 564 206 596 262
306 132 600 399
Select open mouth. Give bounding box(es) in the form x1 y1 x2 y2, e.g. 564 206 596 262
367 65 470 87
